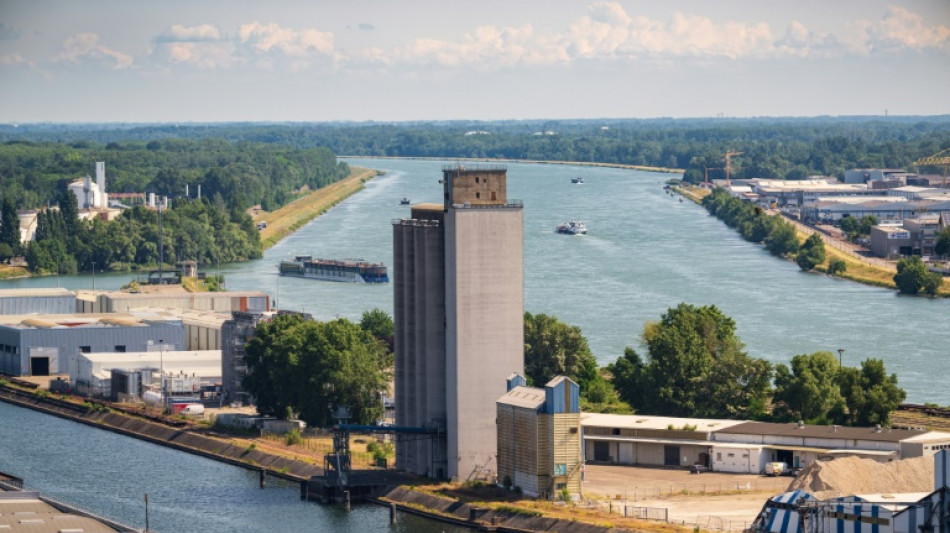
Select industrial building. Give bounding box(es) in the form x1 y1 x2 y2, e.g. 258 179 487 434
754 451 950 533
844 169 918 185
393 164 524 481
76 288 270 313
582 414 950 474
71 349 220 399
126 307 228 350
0 313 184 377
67 162 109 210
496 375 582 498
0 288 76 315
220 309 282 406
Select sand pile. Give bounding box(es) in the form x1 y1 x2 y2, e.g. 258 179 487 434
787 456 934 499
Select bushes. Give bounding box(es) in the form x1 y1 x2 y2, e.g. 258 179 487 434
703 188 799 258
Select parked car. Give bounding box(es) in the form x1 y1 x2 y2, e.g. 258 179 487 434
689 464 709 474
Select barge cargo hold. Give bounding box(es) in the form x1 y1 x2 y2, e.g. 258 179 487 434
278 256 389 283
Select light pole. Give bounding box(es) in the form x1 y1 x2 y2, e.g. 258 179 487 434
91 261 96 290
158 339 165 410
837 348 845 368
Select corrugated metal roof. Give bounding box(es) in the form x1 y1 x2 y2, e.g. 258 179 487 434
497 385 545 409
716 421 926 442
0 288 74 298
582 413 747 432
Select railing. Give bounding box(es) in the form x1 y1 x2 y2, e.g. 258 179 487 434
441 164 507 172
624 505 668 521
392 218 441 227
452 199 523 209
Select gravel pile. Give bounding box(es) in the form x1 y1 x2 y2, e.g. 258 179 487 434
787 455 934 499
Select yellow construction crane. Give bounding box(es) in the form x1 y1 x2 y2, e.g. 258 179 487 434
913 148 950 188
703 165 723 188
725 151 743 186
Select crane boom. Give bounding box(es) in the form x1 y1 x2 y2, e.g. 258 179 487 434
913 148 950 188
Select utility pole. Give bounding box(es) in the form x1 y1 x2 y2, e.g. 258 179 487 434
158 200 164 284
91 261 96 290
837 348 845 368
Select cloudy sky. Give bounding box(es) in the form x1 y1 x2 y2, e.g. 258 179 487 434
1 0 949 123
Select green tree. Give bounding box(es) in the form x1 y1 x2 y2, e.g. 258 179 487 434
629 303 772 418
773 351 845 423
935 227 950 258
836 358 906 426
840 215 859 241
796 233 826 271
827 258 847 276
523 312 602 399
894 256 942 295
360 308 394 353
0 196 20 257
764 221 800 257
243 314 390 427
858 216 878 237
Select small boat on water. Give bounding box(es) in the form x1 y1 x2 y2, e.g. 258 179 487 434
400 197 411 205
556 220 587 235
279 256 389 283
571 177 584 184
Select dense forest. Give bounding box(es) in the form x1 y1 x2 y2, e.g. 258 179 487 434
19 189 261 274
0 138 350 213
0 139 350 272
3 117 949 184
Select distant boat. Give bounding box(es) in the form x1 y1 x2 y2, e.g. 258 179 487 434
556 220 587 235
400 197 411 205
571 177 584 184
279 256 389 283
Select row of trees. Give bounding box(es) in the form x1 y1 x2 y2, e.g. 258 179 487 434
0 139 349 215
702 188 801 259
242 304 907 429
4 117 949 184
19 188 261 274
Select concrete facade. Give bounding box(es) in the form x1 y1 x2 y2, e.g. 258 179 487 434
220 310 283 406
76 289 270 314
393 164 524 482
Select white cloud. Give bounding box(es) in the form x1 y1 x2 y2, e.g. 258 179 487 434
0 53 26 66
156 23 222 43
52 33 132 69
237 22 333 57
865 6 950 53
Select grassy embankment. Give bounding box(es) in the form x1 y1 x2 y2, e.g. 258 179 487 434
675 186 950 296
0 265 29 279
253 166 377 251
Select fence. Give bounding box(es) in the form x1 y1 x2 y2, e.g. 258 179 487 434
624 506 668 521
614 478 788 501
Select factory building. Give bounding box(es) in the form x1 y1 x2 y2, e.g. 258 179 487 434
393 164 524 481
71 349 220 399
0 313 184 377
67 162 109 210
126 307 228 351
76 289 270 314
220 309 281 406
496 375 582 498
582 414 950 474
0 288 76 315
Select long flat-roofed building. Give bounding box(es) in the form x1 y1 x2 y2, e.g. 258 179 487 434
393 164 524 481
76 288 270 314
0 313 184 377
582 414 950 474
0 288 76 315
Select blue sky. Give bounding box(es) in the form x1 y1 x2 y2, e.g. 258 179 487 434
1 0 949 122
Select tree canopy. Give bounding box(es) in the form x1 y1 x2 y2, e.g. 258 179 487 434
796 233 826 271
836 358 906 426
894 256 943 296
773 351 845 423
242 313 391 427
609 303 772 419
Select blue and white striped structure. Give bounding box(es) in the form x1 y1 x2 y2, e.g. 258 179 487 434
936 450 949 490
762 490 816 533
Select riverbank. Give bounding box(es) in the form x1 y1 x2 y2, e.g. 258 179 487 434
0 382 321 483
672 185 950 297
254 166 377 250
342 155 684 174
